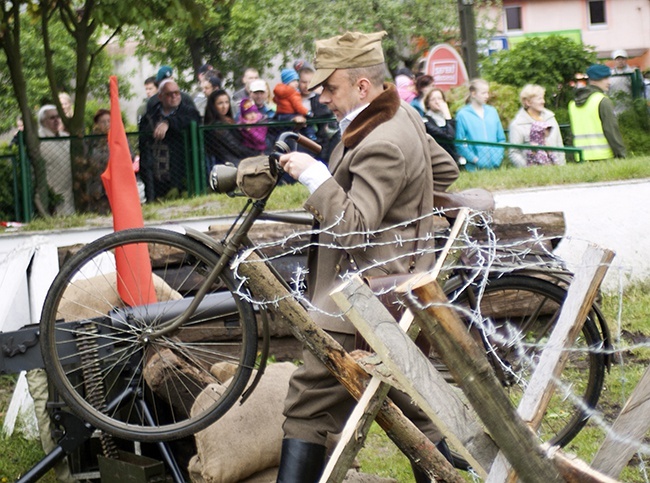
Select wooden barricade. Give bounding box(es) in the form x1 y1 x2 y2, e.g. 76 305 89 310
327 242 618 482
235 250 461 482
591 364 650 478
486 243 615 482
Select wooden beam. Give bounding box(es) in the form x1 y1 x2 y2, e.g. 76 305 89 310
409 280 563 483
487 243 614 483
319 377 390 482
591 363 650 477
331 276 498 478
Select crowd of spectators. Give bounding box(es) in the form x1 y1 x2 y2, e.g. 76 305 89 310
31 49 636 213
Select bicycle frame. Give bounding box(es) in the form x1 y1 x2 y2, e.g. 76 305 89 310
146 132 309 340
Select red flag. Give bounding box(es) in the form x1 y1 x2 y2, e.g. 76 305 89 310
101 76 157 306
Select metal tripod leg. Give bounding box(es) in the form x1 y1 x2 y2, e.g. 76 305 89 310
16 411 94 483
17 387 185 483
137 397 185 483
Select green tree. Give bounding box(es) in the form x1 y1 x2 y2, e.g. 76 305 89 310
136 0 464 89
0 0 201 216
481 35 597 106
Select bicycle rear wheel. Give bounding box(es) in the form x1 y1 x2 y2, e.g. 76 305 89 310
445 274 605 447
40 228 258 442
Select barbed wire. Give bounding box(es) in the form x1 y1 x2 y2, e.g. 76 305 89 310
227 205 650 479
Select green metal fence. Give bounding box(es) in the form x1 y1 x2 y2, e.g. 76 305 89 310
0 147 32 224
4 117 583 223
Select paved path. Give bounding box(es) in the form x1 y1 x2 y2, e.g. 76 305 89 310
494 178 650 291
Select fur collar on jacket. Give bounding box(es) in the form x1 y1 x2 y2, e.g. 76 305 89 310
342 83 400 149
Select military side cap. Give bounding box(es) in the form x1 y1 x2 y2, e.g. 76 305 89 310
309 31 387 90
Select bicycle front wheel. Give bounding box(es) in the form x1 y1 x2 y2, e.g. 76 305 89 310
40 228 258 442
446 274 605 447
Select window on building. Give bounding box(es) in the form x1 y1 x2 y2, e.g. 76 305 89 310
505 6 522 31
588 0 606 26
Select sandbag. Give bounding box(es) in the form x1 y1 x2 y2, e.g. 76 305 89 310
192 362 297 483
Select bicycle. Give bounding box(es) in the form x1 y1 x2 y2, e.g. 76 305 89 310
38 131 610 452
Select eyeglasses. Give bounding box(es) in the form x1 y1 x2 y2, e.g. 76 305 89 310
164 91 181 98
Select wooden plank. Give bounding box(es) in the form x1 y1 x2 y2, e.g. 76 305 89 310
319 377 390 483
28 241 59 324
411 280 619 483
320 210 469 482
2 371 38 438
409 280 563 483
331 276 499 478
486 243 615 483
0 244 35 332
591 363 650 477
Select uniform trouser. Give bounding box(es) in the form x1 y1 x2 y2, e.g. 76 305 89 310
26 369 78 483
282 332 441 446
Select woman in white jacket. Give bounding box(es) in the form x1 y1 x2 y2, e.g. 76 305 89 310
508 84 565 167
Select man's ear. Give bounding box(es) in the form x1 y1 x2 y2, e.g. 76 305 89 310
357 78 372 99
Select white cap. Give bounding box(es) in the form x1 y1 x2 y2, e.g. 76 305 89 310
249 79 267 93
612 49 628 59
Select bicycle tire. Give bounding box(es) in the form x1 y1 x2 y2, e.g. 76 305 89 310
444 274 605 448
40 227 258 442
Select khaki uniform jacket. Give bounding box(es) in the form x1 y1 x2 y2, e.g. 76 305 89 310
303 83 459 333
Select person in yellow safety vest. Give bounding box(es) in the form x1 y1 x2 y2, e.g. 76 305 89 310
569 64 626 161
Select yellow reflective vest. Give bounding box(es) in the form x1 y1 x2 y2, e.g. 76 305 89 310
568 92 614 161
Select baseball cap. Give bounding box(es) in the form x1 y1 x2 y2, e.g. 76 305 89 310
586 64 611 80
293 59 314 73
249 79 267 93
156 65 173 83
612 49 628 60
309 31 387 90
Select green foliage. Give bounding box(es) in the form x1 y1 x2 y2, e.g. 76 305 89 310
0 11 118 133
481 35 597 107
135 0 463 89
618 98 650 156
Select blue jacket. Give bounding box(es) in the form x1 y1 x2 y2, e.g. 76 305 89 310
455 104 506 171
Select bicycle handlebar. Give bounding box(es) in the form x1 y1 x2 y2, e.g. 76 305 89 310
210 132 322 195
274 132 322 155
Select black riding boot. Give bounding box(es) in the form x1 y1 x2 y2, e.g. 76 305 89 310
276 438 327 483
411 440 455 483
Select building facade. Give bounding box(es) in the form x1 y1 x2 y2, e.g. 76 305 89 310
481 0 650 70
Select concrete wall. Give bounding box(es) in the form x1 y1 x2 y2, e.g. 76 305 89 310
105 40 158 126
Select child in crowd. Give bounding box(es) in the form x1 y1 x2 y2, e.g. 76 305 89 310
239 98 267 153
273 68 309 121
395 74 417 103
527 121 557 166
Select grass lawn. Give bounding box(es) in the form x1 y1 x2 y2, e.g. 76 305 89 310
9 155 650 233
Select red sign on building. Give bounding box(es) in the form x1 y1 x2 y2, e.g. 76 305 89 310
423 43 469 91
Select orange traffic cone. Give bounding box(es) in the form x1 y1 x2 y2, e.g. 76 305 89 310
101 76 157 306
